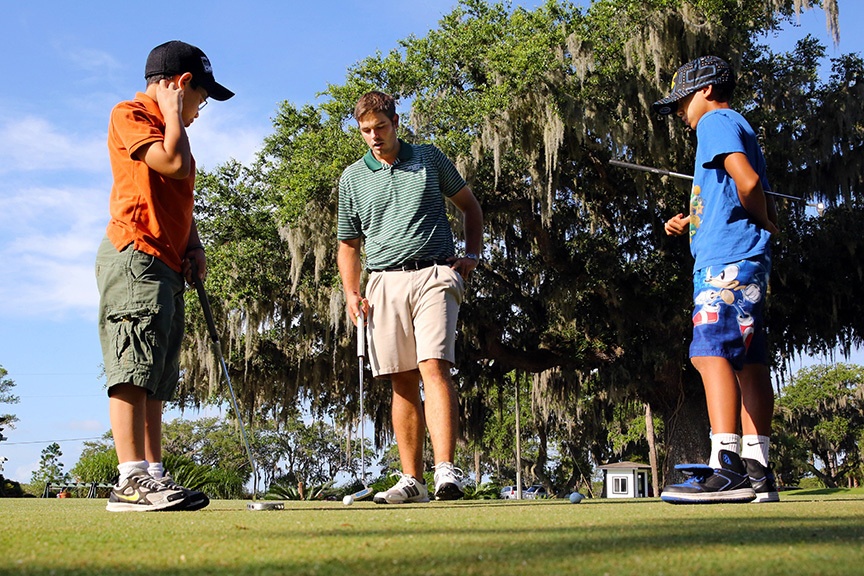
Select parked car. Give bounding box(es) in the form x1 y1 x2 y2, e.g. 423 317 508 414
499 485 526 500
524 485 548 499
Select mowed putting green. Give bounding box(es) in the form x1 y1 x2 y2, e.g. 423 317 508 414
2 490 864 575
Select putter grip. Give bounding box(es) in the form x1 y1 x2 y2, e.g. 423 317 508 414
357 309 365 358
190 260 220 344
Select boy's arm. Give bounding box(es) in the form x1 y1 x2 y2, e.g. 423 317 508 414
723 152 779 234
134 79 193 179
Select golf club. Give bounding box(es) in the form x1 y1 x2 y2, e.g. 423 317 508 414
191 261 282 511
608 159 826 215
347 308 374 503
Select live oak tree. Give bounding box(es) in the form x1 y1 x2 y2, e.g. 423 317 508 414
0 365 18 434
775 363 864 487
0 365 18 491
181 0 860 485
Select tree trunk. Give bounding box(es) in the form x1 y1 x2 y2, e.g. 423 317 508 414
474 445 481 485
658 378 711 485
531 419 556 495
644 402 660 496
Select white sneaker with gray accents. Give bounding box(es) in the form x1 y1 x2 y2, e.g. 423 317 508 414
373 472 430 504
433 461 465 501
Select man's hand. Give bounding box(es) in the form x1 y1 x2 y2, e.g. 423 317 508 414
664 213 690 236
346 291 370 327
447 255 478 279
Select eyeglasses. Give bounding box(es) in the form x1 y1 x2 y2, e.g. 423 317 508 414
189 82 208 112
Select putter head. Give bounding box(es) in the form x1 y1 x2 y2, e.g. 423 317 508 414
247 501 285 511
352 487 374 501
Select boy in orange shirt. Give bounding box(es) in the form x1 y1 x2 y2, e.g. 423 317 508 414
96 41 233 511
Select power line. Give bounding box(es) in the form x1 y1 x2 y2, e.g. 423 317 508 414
2 436 106 445
18 394 104 398
9 373 102 376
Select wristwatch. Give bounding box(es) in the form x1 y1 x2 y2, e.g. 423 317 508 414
464 253 479 261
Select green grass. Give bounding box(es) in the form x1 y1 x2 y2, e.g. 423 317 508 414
2 490 864 575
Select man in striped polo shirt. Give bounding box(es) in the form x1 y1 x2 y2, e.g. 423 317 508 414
337 91 483 504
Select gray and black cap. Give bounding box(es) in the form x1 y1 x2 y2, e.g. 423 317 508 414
652 56 733 115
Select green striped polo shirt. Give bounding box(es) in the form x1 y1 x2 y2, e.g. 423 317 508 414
338 140 467 270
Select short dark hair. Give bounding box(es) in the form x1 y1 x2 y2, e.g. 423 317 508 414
354 91 396 121
146 73 175 86
710 79 736 103
145 74 204 94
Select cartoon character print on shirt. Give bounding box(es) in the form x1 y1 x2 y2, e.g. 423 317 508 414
693 263 763 352
688 185 703 243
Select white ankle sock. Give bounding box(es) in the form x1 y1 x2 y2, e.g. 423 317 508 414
710 433 741 468
741 435 770 466
148 462 164 480
117 460 149 482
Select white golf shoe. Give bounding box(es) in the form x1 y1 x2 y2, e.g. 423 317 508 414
373 472 430 504
433 461 465 501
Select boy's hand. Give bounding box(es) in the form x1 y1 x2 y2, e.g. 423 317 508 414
183 248 206 286
155 79 184 120
664 213 690 236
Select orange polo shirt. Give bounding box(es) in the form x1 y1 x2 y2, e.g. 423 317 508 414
105 92 195 273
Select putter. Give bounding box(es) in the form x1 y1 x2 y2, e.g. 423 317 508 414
608 159 826 215
190 261 282 511
350 308 374 502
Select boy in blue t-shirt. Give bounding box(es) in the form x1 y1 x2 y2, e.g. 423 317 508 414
653 56 779 504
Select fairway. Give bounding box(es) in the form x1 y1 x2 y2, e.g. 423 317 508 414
2 490 864 575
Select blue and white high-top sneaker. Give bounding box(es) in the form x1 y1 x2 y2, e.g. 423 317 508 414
743 458 780 503
661 450 756 504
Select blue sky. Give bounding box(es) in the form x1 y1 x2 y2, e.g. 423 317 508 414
0 1 859 484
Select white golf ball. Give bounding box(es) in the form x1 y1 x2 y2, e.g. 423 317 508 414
569 492 584 504
343 495 354 506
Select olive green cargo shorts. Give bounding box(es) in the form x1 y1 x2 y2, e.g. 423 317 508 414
95 236 185 400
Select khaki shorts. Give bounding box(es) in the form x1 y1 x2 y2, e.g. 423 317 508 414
95 236 185 400
365 264 465 377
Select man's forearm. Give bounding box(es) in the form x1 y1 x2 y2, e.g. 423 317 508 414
337 240 362 297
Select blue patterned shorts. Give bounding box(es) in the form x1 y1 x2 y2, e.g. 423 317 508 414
690 257 770 370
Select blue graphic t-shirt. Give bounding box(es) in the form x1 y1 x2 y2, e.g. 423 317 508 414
689 109 772 271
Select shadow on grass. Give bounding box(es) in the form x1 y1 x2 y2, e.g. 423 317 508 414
8 513 864 576
5 498 864 575
788 487 860 497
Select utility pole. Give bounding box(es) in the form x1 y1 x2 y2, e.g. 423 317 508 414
515 374 522 500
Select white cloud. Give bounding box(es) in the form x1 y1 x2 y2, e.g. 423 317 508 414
190 111 267 170
0 184 105 318
13 462 38 484
0 104 268 320
60 46 122 75
0 115 106 174
67 420 104 432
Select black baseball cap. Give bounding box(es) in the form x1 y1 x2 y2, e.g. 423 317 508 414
144 40 234 101
652 56 733 115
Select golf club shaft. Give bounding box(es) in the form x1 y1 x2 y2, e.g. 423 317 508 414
191 262 259 498
357 308 366 487
609 159 693 181
608 159 818 207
